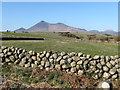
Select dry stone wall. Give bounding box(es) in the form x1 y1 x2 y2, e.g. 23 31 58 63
0 46 120 80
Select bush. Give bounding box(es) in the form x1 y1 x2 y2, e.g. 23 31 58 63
59 32 80 39
113 35 120 41
87 34 96 40
96 35 109 42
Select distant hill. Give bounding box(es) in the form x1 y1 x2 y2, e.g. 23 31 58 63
101 30 118 35
89 30 118 35
15 21 87 33
14 21 118 35
15 27 26 33
89 30 101 34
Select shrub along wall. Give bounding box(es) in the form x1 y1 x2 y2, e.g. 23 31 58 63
0 46 120 80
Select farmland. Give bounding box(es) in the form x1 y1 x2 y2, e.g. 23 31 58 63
1 32 118 56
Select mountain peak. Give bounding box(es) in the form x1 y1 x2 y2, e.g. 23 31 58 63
15 27 26 33
19 27 26 30
41 20 45 22
56 23 68 27
34 20 49 27
40 20 47 23
16 27 26 31
39 20 49 23
57 23 63 24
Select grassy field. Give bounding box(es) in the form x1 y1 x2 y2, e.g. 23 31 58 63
1 32 118 56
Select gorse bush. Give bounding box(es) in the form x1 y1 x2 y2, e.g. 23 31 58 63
87 34 96 40
113 35 120 41
59 32 80 39
95 35 111 42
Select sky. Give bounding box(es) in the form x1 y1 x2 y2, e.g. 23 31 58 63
2 2 118 31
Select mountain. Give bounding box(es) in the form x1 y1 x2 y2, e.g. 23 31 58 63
27 21 49 32
118 31 120 35
15 21 87 33
15 21 118 35
89 30 118 35
89 30 101 34
15 27 26 33
101 30 117 35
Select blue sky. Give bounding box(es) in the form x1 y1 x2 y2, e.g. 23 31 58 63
2 2 118 31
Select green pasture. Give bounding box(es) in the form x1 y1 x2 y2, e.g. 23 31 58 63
2 40 118 56
1 32 118 56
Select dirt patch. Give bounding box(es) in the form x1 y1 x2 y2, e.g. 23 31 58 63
31 82 52 88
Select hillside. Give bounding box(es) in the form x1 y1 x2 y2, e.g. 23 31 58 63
15 27 26 33
15 21 87 33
